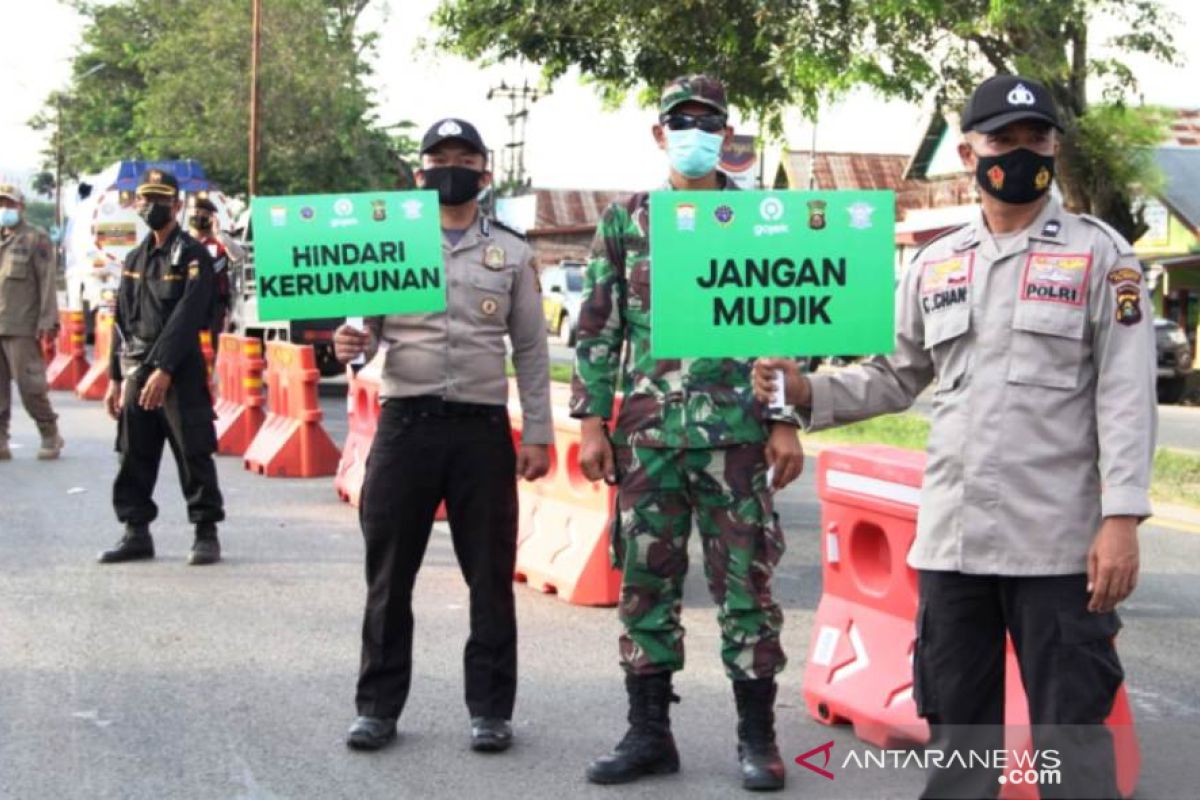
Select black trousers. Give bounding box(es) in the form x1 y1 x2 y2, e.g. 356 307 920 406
355 397 519 721
914 571 1124 800
113 358 224 526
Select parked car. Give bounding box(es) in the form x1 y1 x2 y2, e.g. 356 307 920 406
1156 317 1193 404
541 260 585 345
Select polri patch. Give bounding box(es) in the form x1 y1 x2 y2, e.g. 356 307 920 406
1115 286 1142 326
920 253 974 314
1020 252 1091 306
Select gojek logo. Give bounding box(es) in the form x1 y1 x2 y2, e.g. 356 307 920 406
795 740 836 780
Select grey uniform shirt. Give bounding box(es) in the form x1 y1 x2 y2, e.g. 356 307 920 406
805 197 1157 575
363 214 553 445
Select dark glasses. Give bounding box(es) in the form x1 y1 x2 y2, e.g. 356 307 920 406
661 113 728 133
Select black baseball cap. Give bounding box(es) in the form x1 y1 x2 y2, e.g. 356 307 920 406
960 75 1062 133
420 118 487 156
136 167 180 198
192 196 218 213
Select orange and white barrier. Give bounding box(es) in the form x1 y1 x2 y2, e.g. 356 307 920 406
243 341 340 477
46 310 89 391
805 445 1139 798
213 334 266 456
75 310 114 400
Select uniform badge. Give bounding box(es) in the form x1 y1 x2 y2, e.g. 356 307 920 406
480 297 499 316
187 262 200 279
483 245 506 270
1041 219 1061 237
920 253 974 314
1115 286 1142 326
807 200 826 230
1106 267 1142 286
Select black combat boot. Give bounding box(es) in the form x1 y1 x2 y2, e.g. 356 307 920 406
188 522 221 565
734 677 786 791
98 524 155 563
586 672 680 784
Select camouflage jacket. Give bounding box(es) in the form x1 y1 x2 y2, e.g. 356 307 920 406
570 177 799 448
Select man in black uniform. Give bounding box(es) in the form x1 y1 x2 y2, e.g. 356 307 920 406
98 168 225 566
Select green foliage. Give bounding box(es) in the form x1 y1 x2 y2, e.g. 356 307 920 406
35 0 418 196
434 0 1179 240
807 413 931 452
1153 448 1200 508
23 202 57 231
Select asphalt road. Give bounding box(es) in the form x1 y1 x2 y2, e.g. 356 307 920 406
1 394 1199 799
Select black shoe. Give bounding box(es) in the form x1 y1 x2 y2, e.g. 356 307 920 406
346 716 397 751
734 678 786 791
98 525 155 564
470 717 513 753
188 523 221 566
586 672 681 785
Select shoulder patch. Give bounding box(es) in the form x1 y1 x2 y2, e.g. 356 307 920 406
489 218 527 241
909 223 969 265
1079 214 1135 257
1106 267 1143 286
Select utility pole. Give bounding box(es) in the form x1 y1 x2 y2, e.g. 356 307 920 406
248 0 263 197
54 96 64 230
486 80 540 194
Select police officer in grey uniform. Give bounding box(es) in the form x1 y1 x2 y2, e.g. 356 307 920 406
333 118 552 754
755 76 1155 799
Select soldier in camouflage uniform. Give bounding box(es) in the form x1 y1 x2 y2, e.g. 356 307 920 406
573 75 804 792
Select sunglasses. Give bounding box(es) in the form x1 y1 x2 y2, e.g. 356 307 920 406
661 112 728 133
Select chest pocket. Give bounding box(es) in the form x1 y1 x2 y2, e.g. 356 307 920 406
469 268 513 321
152 269 186 302
624 259 651 325
2 252 30 280
923 306 971 393
1006 303 1088 390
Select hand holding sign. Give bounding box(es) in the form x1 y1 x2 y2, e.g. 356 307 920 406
753 358 809 408
333 323 370 365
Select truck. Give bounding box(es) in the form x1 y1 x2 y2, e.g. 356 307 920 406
62 159 234 339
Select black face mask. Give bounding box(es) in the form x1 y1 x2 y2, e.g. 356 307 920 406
422 166 483 207
191 215 213 232
139 202 174 231
974 148 1055 205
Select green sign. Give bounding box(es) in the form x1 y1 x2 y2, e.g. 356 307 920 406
250 191 445 320
648 190 896 358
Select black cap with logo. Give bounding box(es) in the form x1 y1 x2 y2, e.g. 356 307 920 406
960 75 1063 133
136 167 180 198
420 118 487 156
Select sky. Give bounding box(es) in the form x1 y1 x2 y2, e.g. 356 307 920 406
2 0 1199 194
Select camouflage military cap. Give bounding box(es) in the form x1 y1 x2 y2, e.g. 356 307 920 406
0 181 24 203
659 74 728 116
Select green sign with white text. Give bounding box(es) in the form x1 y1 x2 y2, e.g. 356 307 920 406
250 191 445 321
649 190 896 358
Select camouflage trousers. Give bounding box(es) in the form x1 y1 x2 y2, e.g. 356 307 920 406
613 443 787 681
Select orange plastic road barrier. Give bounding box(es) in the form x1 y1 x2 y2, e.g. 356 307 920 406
331 353 446 521
213 334 266 456
75 310 114 400
805 445 1139 798
243 341 340 477
199 330 216 392
334 354 383 507
509 383 622 606
46 310 90 391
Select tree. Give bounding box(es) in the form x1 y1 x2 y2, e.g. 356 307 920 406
34 0 417 196
31 172 56 199
433 0 1179 242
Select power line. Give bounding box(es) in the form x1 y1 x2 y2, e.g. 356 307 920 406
486 79 540 194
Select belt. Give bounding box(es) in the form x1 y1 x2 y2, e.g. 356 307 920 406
387 395 505 417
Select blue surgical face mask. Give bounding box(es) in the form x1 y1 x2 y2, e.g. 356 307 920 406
665 128 724 179
0 208 19 228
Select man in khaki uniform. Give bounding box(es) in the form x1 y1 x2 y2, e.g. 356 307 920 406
756 75 1155 799
0 181 63 460
333 118 552 755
